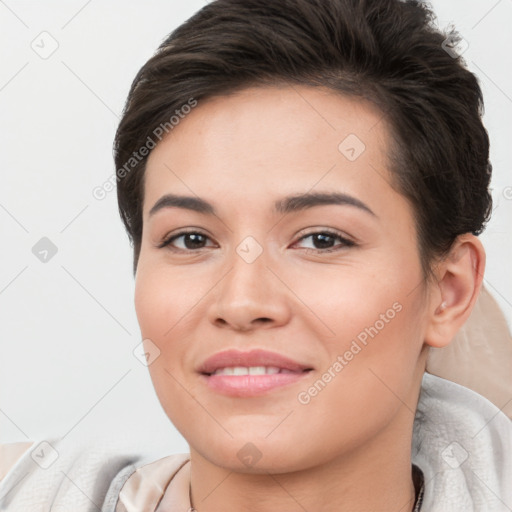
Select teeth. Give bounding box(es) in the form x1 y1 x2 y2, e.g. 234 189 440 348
212 366 284 376
248 366 268 375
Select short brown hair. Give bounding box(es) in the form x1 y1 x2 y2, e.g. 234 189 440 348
114 0 492 277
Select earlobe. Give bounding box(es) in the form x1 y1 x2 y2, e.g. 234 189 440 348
424 234 486 349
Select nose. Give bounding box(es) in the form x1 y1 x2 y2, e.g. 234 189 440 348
207 245 292 332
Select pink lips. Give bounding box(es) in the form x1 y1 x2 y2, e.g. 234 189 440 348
197 348 313 397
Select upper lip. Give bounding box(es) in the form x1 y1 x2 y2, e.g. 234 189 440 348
198 349 313 375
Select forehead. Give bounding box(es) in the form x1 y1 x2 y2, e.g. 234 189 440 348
143 85 396 215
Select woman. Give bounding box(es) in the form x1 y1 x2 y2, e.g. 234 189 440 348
1 0 511 511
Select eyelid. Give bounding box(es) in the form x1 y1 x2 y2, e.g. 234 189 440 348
294 226 354 242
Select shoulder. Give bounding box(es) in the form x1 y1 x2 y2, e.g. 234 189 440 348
0 435 184 512
413 373 512 511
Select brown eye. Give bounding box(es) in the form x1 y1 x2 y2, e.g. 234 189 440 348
159 231 214 251
294 230 355 253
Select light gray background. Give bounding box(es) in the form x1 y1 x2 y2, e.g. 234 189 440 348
1 1 511 456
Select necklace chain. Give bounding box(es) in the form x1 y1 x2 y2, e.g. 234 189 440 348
412 464 425 512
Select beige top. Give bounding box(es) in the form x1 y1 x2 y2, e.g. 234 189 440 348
115 453 192 511
0 442 34 481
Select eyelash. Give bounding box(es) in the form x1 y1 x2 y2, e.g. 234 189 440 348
158 229 356 254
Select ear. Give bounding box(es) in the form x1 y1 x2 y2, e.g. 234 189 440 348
424 234 486 349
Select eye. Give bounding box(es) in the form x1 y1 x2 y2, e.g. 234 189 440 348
158 230 215 251
158 228 356 253
293 229 356 253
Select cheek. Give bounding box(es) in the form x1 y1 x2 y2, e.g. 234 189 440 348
289 252 421 351
133 262 210 426
134 260 202 339
291 290 424 463
293 260 425 407
134 271 168 338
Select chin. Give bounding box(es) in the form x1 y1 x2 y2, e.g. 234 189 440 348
189 431 322 474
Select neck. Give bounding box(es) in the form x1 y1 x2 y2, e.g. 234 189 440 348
189 403 419 512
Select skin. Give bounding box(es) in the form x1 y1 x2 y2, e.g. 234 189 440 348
134 85 485 512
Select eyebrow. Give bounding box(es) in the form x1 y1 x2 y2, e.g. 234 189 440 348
148 191 376 218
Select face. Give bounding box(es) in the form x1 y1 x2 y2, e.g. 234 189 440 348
135 85 431 473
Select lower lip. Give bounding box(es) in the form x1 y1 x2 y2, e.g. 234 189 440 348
200 371 311 397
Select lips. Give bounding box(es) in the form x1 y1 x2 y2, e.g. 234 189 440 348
198 348 314 397
198 348 313 375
